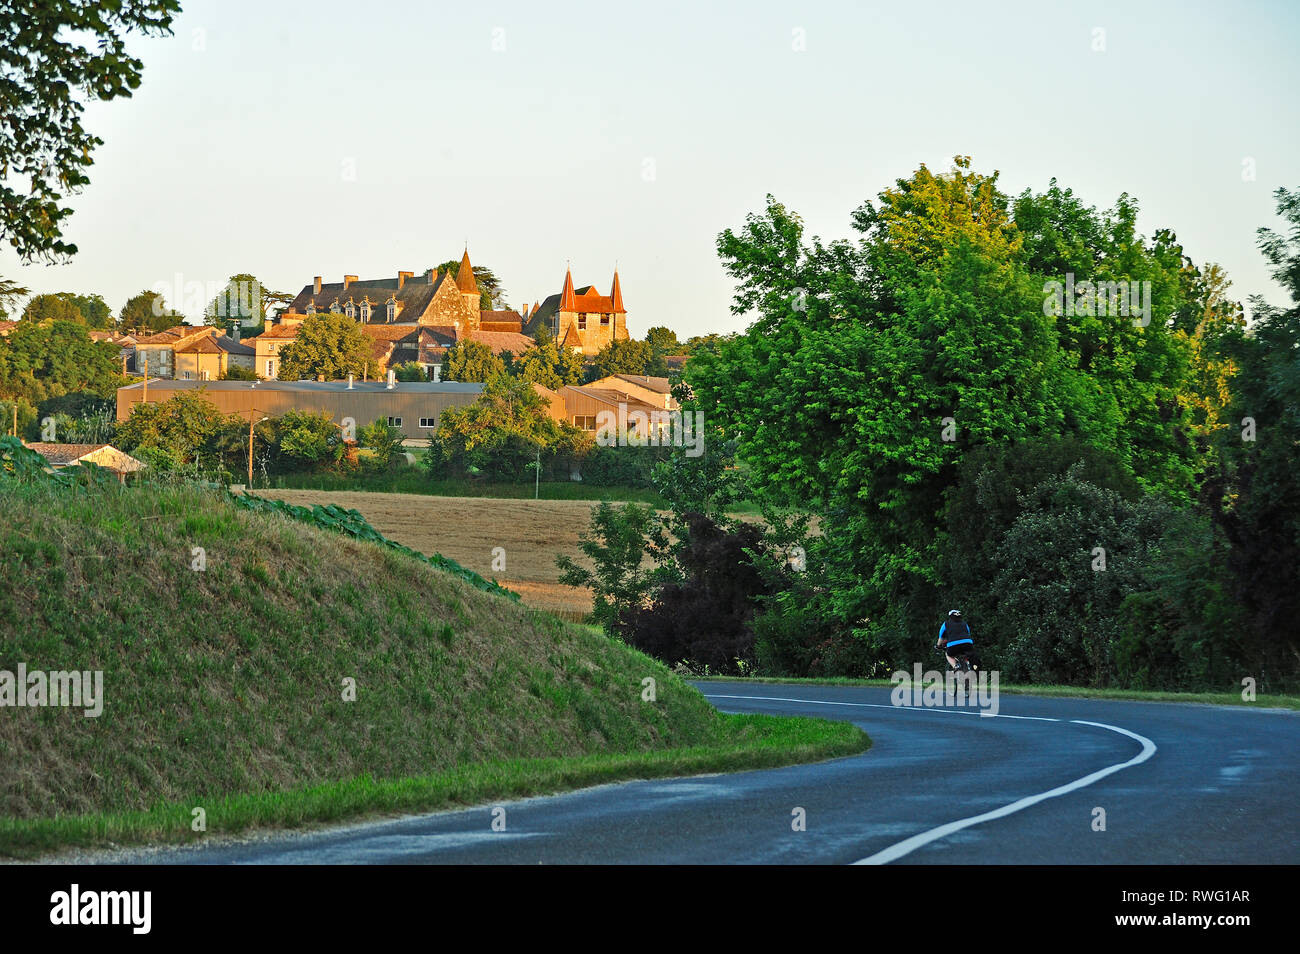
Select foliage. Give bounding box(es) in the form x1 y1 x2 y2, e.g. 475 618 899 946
0 0 181 262
0 319 125 405
590 339 662 379
221 364 259 381
276 312 372 381
118 289 184 335
394 361 426 382
556 501 668 638
428 373 588 481
443 339 505 383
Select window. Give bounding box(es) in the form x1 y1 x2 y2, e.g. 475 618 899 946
601 314 610 326
577 313 587 330
419 417 436 428
330 301 341 314
573 415 597 431
360 302 371 322
386 301 396 322
181 371 192 380
200 370 210 381
306 302 316 315
387 416 402 427
266 360 274 377
344 301 356 319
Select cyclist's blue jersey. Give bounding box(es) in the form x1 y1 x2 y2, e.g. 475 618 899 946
940 621 973 649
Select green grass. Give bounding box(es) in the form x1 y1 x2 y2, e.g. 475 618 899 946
696 675 1300 710
265 468 669 505
0 713 866 858
0 478 866 858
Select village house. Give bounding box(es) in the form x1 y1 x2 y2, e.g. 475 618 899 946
24 442 146 482
133 325 254 380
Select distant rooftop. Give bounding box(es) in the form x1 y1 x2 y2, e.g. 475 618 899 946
118 379 485 394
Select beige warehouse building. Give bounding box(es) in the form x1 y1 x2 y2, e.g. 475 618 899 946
116 379 486 442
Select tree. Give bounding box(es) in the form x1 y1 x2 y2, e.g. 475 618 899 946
645 326 680 354
590 339 658 379
0 276 30 319
556 501 669 637
276 410 342 468
115 390 230 468
20 293 83 324
429 372 586 480
358 418 404 469
276 312 371 381
19 291 111 327
119 289 184 335
394 361 426 382
443 339 505 383
0 319 124 405
1201 187 1300 687
221 365 259 381
203 273 289 332
0 0 182 262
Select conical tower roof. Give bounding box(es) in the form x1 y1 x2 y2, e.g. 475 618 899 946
610 269 626 313
559 267 578 312
456 249 478 294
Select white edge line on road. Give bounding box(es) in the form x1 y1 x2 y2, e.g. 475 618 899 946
700 691 1157 866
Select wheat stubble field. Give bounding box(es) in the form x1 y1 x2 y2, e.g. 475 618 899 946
257 490 601 619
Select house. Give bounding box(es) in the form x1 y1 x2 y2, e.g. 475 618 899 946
586 374 678 410
557 385 669 439
525 267 630 355
24 443 146 482
133 325 254 380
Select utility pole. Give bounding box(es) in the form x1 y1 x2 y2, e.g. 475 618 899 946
247 411 267 487
535 443 541 500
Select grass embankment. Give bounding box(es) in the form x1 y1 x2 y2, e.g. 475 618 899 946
0 481 866 858
698 675 1300 710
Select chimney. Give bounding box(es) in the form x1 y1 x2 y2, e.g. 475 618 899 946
344 274 357 290
428 267 437 284
386 369 396 390
398 271 413 290
313 276 322 295
231 324 240 343
347 373 354 390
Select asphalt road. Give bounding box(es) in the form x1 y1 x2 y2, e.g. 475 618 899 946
99 682 1299 864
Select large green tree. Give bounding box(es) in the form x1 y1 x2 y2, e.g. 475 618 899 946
1201 187 1300 686
443 339 505 383
0 319 125 404
119 289 184 335
202 273 290 331
0 0 181 262
0 276 29 319
436 259 508 310
20 291 113 328
276 312 371 381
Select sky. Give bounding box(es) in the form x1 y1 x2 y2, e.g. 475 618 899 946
3 0 1299 338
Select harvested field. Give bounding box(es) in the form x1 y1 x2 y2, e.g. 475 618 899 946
257 490 607 618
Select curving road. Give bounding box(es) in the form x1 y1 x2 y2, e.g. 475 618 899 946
98 681 1299 865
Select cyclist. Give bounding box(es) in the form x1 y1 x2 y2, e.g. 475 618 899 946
937 609 978 671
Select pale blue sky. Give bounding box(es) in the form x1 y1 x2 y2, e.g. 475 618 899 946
4 0 1298 336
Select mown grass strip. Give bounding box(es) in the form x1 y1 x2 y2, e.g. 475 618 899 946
0 713 868 859
696 675 1300 710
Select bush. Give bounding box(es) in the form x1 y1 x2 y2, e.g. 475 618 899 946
625 512 769 673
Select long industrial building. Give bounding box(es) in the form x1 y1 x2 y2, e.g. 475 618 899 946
115 379 487 442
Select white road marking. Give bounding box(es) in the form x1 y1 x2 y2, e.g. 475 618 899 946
700 690 1157 865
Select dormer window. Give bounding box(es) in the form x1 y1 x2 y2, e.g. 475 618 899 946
306 302 316 315
330 300 341 314
386 299 396 322
360 301 372 322
344 300 356 319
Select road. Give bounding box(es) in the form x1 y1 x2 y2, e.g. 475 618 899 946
99 682 1299 864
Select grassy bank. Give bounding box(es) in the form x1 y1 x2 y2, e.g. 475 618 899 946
696 675 1300 710
0 712 865 858
0 475 865 858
